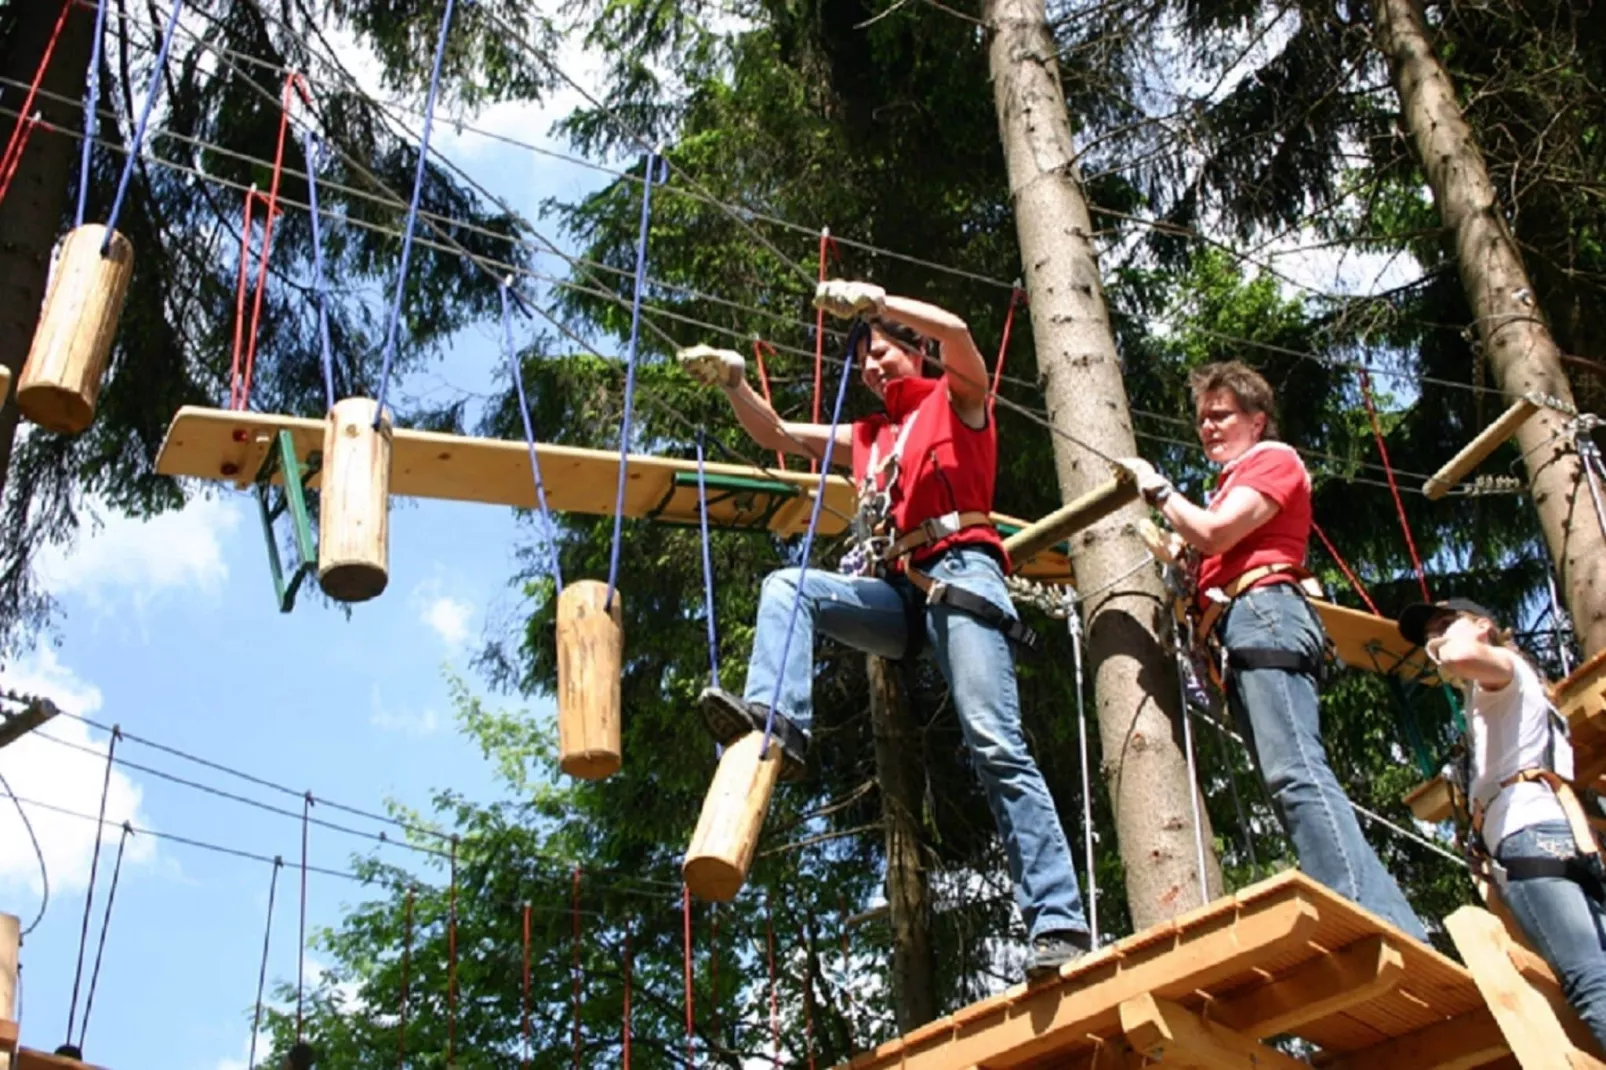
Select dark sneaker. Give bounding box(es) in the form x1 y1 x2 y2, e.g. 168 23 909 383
697 687 810 781
1025 930 1089 981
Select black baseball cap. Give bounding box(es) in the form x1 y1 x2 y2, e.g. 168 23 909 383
1397 598 1501 647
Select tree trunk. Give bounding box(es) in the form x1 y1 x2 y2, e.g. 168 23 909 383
867 654 936 1031
984 0 1223 928
0 2 93 500
1374 0 1606 655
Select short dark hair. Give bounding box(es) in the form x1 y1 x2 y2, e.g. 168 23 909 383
1188 360 1280 440
859 318 938 376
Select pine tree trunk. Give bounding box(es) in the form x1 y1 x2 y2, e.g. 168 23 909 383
1373 0 1606 654
984 0 1223 928
867 654 936 1030
0 2 93 497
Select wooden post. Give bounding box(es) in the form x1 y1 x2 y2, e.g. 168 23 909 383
16 225 134 435
0 367 12 406
1000 472 1139 568
555 580 623 780
683 730 782 901
1422 397 1540 499
0 912 17 1068
317 398 392 603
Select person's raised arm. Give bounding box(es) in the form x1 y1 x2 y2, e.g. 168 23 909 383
677 345 852 467
1115 457 1279 556
814 281 991 427
1431 626 1517 690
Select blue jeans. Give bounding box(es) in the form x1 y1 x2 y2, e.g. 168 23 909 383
743 546 1088 941
1221 584 1428 941
1497 821 1606 1053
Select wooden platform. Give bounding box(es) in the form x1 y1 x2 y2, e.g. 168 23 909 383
1405 646 1606 824
831 869 1601 1069
154 406 1074 583
13 1052 105 1070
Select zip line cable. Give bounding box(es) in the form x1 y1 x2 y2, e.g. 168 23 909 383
77 820 132 1051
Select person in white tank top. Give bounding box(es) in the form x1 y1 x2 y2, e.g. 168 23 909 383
1399 598 1606 1054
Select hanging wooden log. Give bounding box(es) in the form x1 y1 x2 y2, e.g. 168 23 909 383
317 398 392 602
1001 470 1139 567
683 729 782 901
1422 397 1539 500
16 225 134 435
555 580 623 779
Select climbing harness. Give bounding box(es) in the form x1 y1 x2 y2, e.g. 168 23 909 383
835 366 1037 654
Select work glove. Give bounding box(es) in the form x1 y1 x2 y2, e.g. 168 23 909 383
1136 518 1187 566
813 279 886 320
677 344 745 389
1116 457 1174 506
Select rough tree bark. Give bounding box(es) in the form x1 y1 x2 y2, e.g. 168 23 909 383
1374 0 1606 655
984 0 1224 928
0 2 94 499
867 654 936 1030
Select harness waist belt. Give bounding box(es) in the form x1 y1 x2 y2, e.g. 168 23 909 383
905 567 1039 652
1472 767 1602 865
1195 563 1321 641
886 511 994 562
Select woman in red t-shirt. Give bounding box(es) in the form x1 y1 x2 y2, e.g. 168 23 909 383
1122 361 1427 941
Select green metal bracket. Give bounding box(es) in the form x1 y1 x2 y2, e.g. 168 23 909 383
647 471 800 531
255 430 321 613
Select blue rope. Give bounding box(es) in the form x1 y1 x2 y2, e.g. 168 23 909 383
603 152 668 612
302 130 337 414
75 0 109 228
501 281 563 594
762 322 864 755
371 0 458 428
100 0 184 253
695 430 720 690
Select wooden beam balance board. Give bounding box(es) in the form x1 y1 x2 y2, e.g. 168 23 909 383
827 869 1604 1070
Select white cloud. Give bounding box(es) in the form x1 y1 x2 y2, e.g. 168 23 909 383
367 684 442 738
0 649 157 900
422 595 473 648
36 495 240 612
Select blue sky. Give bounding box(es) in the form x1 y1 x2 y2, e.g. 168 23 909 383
0 28 616 1069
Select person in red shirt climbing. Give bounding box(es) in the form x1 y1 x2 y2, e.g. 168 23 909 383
1120 360 1428 940
677 280 1092 979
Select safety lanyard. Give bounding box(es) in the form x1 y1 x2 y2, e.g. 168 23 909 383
864 411 920 499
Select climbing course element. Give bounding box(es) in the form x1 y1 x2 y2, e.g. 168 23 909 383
556 582 624 780
16 224 133 435
1000 466 1140 566
18 0 183 436
825 869 1566 1070
501 282 562 592
0 0 73 209
1422 395 1540 499
317 398 393 602
683 729 785 902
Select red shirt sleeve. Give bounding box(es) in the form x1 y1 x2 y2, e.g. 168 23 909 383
1226 446 1307 511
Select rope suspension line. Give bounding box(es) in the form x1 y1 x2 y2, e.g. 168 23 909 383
604 150 668 612
447 836 459 1065
297 791 311 1043
65 724 119 1047
1067 604 1099 945
1311 521 1381 616
372 0 458 427
397 886 412 1068
750 339 786 470
682 884 695 1067
74 0 108 227
991 285 1024 400
502 280 563 592
100 0 184 252
0 767 48 937
761 321 864 757
246 857 283 1070
1357 369 1432 602
77 820 132 1051
521 901 532 1069
696 430 722 693
303 128 338 413
0 0 73 208
571 865 583 1070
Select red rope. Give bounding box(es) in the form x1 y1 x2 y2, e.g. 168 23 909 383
683 884 694 1067
571 865 582 1070
1312 522 1382 616
751 339 785 470
812 230 829 430
1357 370 1432 602
838 895 855 1053
230 73 311 411
803 926 816 1070
767 896 780 1060
521 902 532 1069
991 287 1024 400
227 186 262 411
397 887 412 1068
622 923 632 1070
447 836 458 1065
296 793 311 1042
0 0 73 210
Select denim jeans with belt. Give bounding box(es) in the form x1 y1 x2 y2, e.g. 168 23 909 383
742 545 1089 941
1220 583 1428 941
1497 820 1606 1053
